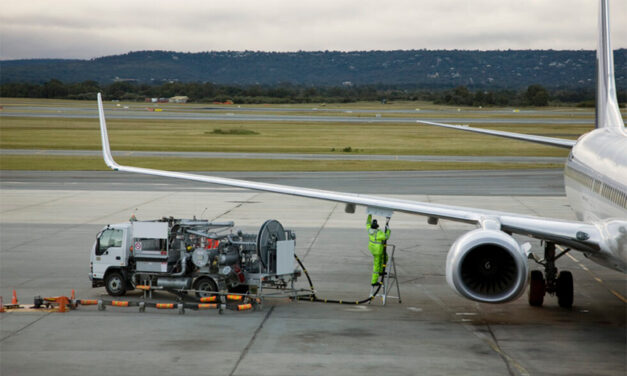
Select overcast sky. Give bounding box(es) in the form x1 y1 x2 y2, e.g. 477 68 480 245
1 0 626 60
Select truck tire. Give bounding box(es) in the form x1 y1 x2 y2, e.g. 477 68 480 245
193 277 218 298
105 271 127 296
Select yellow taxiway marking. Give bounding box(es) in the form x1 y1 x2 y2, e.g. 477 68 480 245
609 290 627 304
560 246 626 304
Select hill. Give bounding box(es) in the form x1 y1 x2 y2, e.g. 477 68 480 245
1 49 626 89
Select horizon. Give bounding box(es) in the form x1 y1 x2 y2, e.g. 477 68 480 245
3 47 621 62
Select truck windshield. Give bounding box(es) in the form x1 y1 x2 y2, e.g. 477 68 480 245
97 228 123 255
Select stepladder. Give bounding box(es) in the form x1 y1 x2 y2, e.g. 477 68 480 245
370 244 402 305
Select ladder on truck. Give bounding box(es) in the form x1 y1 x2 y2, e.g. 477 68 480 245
370 244 402 305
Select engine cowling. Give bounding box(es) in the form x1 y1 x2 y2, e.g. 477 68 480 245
446 229 529 304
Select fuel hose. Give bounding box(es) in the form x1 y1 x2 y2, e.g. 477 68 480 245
292 254 383 305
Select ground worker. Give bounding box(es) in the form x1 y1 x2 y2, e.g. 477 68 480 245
366 214 391 286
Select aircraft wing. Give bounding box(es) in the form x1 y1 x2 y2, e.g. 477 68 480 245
417 120 577 148
97 94 601 254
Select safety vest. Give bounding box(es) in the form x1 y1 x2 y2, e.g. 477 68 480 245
368 228 390 254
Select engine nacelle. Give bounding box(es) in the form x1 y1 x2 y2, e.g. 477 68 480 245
446 229 528 304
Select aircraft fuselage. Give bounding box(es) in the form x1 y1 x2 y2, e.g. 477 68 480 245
564 127 627 271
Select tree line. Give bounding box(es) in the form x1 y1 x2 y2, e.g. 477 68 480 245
1 79 623 107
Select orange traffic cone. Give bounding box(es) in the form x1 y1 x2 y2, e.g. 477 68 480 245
11 289 18 305
71 289 75 300
0 296 5 313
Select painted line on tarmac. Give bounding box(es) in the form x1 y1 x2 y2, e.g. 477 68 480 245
302 202 338 259
564 248 626 304
420 285 530 376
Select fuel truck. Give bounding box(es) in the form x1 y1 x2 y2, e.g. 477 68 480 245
89 217 298 297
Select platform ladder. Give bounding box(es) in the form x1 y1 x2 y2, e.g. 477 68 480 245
370 244 401 305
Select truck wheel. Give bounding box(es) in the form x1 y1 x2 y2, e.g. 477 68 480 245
105 271 127 296
193 277 218 298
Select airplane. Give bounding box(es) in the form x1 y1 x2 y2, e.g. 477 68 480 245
96 0 626 309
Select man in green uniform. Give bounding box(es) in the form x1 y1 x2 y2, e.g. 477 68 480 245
367 214 391 286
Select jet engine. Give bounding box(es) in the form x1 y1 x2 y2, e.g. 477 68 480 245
446 229 528 303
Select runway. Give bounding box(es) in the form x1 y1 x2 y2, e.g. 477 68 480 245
0 170 624 376
0 102 597 116
0 104 600 125
0 111 596 125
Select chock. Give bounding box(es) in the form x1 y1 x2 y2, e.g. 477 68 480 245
56 297 69 313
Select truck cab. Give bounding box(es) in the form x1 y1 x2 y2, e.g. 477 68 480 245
90 223 131 294
90 221 176 295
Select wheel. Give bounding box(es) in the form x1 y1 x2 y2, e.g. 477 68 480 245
193 277 218 298
105 271 127 296
556 271 573 308
528 270 545 307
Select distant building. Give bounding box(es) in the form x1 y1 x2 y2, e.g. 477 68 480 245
113 76 138 83
169 96 189 103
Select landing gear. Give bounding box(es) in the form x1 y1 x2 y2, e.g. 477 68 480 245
528 242 573 308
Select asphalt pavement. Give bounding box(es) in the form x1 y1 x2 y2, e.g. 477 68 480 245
1 170 624 376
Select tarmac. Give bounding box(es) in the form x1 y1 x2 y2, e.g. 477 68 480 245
1 170 625 376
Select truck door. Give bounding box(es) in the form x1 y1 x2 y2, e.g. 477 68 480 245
92 228 126 279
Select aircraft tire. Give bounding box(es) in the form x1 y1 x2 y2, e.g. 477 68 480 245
557 271 574 308
528 270 545 307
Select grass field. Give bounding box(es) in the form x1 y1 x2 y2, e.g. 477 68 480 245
0 117 580 156
0 155 561 171
0 97 599 170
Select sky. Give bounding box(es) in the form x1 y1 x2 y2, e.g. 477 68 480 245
1 0 626 60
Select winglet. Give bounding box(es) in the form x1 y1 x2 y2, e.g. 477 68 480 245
97 93 120 170
595 0 624 129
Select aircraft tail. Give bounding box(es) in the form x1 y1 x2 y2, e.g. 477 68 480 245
595 0 624 129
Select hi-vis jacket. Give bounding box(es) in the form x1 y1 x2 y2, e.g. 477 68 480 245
366 214 390 254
